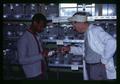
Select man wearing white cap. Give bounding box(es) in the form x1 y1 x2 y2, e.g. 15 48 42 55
62 12 116 80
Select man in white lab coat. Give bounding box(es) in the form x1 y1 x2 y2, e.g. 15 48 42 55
62 12 116 80
17 13 47 80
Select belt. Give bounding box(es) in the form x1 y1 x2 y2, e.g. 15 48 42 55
86 62 102 65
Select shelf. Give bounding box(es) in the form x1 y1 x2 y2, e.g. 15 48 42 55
48 63 83 68
3 19 31 22
52 16 117 23
4 37 20 41
3 19 52 23
42 39 84 43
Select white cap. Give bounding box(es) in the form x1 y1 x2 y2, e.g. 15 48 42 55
68 15 87 22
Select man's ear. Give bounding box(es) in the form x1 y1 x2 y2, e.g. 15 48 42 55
33 21 38 25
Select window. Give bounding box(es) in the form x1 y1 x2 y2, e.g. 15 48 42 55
102 4 116 16
59 3 95 17
60 8 77 17
59 3 77 17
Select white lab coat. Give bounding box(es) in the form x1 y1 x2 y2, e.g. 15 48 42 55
71 24 116 79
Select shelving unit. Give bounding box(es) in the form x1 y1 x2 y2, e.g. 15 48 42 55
42 32 88 80
3 3 59 80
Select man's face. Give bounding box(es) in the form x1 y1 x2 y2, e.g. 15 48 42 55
72 22 88 33
33 21 46 33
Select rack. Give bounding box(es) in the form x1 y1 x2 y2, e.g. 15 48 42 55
43 38 88 80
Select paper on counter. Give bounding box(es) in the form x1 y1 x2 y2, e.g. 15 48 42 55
56 40 63 45
71 65 79 70
48 51 55 56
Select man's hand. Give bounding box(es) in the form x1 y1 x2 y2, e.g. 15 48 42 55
42 49 48 57
60 46 70 54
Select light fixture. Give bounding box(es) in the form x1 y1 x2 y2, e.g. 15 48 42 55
3 15 7 18
50 3 54 6
15 4 19 6
10 4 13 10
31 4 35 7
3 4 6 7
15 15 21 18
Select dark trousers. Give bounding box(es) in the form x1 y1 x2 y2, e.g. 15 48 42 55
86 63 107 80
27 75 47 80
